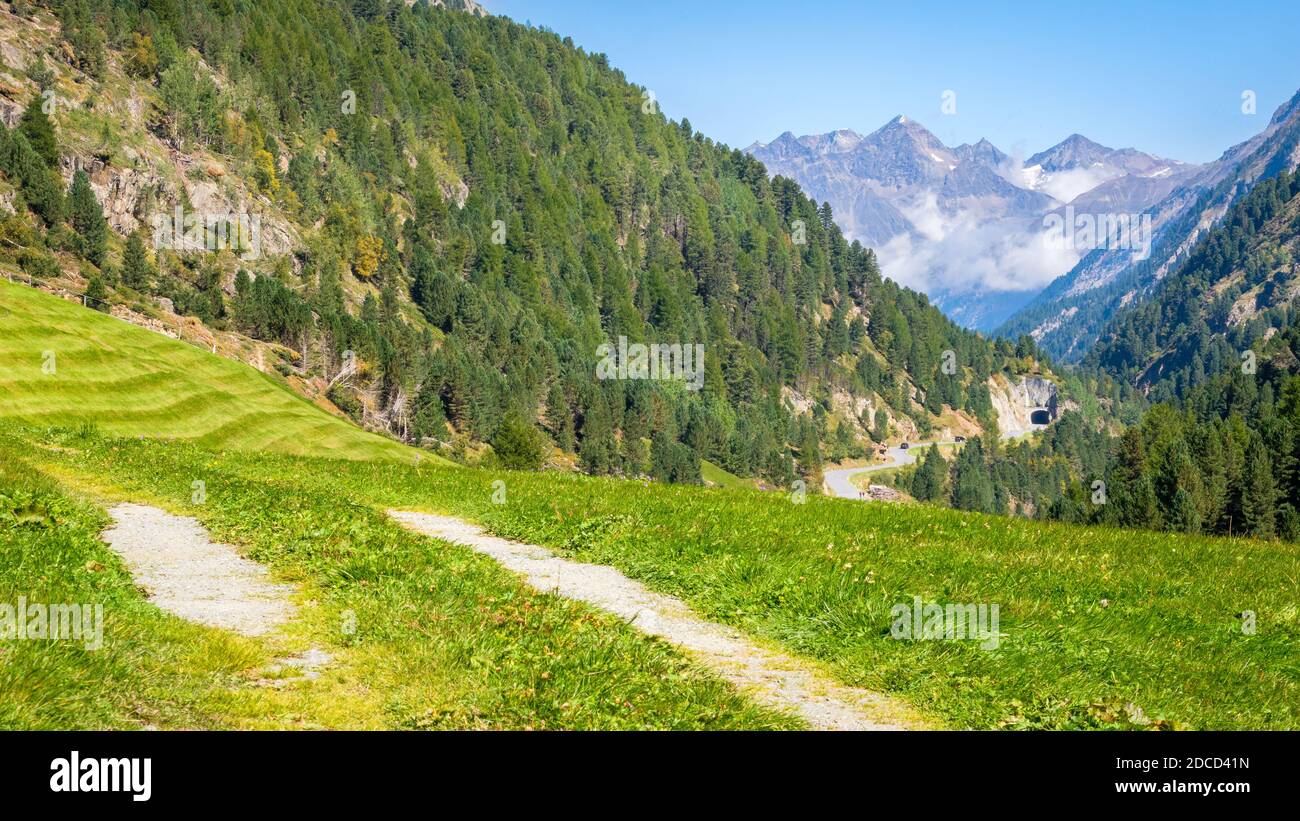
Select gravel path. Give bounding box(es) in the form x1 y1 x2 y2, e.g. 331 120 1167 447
389 510 919 731
102 503 295 637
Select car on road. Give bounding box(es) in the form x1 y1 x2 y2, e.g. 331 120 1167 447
955 436 966 443
899 442 909 450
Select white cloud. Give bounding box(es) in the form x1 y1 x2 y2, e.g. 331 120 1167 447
994 153 1122 204
1031 166 1121 203
877 196 1081 296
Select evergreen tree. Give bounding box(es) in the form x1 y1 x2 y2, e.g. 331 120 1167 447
1154 440 1203 534
870 408 889 443
578 396 618 475
120 232 154 290
1240 438 1277 538
1168 487 1203 534
951 436 995 513
0 127 63 224
84 274 108 312
18 96 58 168
1106 428 1159 529
68 169 107 266
910 445 947 502
545 382 576 453
797 415 823 492
490 415 546 471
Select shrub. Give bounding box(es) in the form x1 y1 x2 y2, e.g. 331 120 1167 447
490 415 546 471
84 275 110 312
327 384 363 422
18 248 59 281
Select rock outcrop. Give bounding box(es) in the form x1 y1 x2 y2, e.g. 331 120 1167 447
989 375 1060 439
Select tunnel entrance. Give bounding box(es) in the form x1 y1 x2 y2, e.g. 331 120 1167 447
1030 409 1051 425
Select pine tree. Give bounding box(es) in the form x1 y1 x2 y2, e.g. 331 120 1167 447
1107 428 1159 529
951 436 995 513
1154 439 1204 534
120 232 154 290
1168 487 1203 534
490 415 546 471
18 96 58 168
870 408 889 443
578 395 618 475
910 445 948 502
650 429 675 481
818 201 835 231
411 379 449 444
545 382 576 453
1240 438 1277 538
84 274 108 312
68 169 108 266
797 416 823 492
0 128 63 224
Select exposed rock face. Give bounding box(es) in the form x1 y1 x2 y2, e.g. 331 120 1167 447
59 151 298 257
61 153 169 236
423 0 489 16
443 176 470 209
0 96 21 128
989 375 1059 439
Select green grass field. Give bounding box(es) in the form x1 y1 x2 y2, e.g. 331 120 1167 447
701 459 754 490
2 282 1297 731
278 457 1296 730
0 280 423 462
0 431 796 730
13 430 1292 730
5 287 783 728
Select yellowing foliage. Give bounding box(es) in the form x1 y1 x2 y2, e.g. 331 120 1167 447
353 235 386 280
253 149 280 194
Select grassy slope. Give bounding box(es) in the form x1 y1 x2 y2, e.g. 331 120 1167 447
0 432 796 730
0 280 430 462
26 431 1296 729
260 458 1296 731
7 421 1299 730
0 286 794 728
701 459 754 490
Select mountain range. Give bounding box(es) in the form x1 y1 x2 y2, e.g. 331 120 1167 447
998 90 1300 361
747 118 1192 330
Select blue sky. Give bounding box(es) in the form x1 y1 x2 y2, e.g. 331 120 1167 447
490 0 1300 164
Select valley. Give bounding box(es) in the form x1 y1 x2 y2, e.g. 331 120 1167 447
0 0 1297 747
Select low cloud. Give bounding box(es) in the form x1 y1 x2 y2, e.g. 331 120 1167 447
994 151 1122 205
1030 166 1120 204
877 195 1081 296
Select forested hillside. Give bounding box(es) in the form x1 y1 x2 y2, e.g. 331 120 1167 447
0 0 1053 488
952 171 1300 541
872 174 1300 541
996 89 1300 363
1089 170 1300 400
